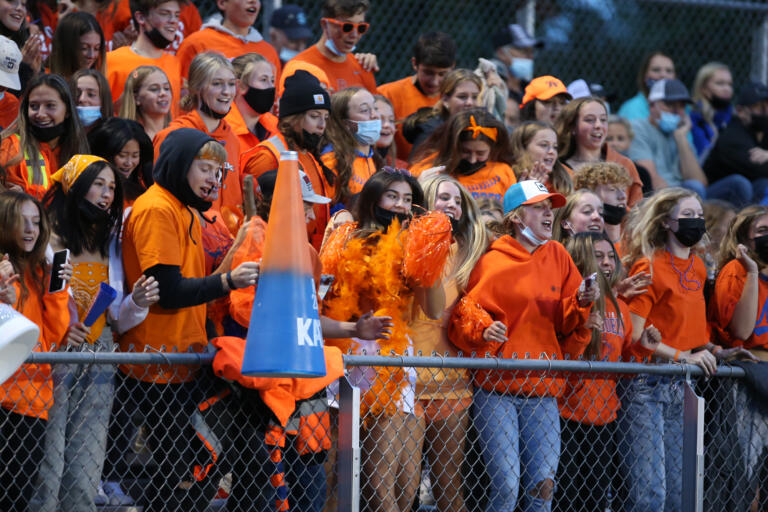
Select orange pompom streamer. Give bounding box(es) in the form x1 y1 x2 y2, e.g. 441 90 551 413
229 217 268 327
320 212 451 418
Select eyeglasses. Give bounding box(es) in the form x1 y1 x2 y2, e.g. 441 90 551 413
322 17 369 35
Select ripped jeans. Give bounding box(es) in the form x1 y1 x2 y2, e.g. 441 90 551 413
472 388 560 512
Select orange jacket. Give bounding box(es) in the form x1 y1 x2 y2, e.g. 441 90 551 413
224 104 278 152
291 45 376 94
0 135 60 200
320 148 377 198
710 258 768 350
153 110 243 212
378 75 439 161
0 92 19 130
0 272 70 419
449 236 591 397
241 135 334 251
627 250 709 351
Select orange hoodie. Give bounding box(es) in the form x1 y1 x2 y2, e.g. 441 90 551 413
449 236 591 397
0 272 70 419
153 110 243 212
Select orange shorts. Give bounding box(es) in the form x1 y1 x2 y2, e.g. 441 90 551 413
415 396 473 422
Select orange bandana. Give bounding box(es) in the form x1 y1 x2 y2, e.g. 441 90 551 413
463 115 498 142
50 154 107 194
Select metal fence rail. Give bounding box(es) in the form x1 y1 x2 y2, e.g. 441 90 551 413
0 352 765 512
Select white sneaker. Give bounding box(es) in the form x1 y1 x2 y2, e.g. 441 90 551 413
94 481 108 506
102 480 135 506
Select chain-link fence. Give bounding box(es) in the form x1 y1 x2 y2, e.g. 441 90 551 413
190 0 768 108
0 351 766 511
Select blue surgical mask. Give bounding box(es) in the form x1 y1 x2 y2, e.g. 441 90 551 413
76 105 102 127
657 111 680 135
279 47 300 62
353 118 381 146
509 58 534 81
324 38 354 57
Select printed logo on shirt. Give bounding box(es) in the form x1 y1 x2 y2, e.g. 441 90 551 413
754 297 768 336
603 311 624 338
313 94 325 105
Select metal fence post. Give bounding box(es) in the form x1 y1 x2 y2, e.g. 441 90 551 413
338 376 360 512
752 14 768 83
682 380 705 512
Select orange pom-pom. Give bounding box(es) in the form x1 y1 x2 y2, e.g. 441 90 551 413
221 206 244 237
403 211 452 287
229 217 268 326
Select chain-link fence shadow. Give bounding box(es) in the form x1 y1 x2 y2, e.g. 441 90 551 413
0 351 766 511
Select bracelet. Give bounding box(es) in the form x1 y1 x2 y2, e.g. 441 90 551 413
226 271 237 290
673 350 681 362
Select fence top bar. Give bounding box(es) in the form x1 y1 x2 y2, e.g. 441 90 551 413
25 352 747 379
640 0 768 12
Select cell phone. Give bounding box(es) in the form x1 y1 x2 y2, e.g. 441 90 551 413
584 272 597 289
48 249 69 293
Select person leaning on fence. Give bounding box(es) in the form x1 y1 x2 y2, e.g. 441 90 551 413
410 174 488 512
119 127 259 511
320 169 451 512
28 155 159 511
449 180 598 512
617 187 740 512
555 232 660 512
0 191 71 512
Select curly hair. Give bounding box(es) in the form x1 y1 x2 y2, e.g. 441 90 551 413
573 161 632 190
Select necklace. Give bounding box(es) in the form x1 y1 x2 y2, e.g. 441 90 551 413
668 250 701 292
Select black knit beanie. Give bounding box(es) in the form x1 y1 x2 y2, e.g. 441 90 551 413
279 70 331 119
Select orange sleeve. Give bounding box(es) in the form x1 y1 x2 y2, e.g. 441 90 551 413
152 126 171 160
559 325 592 359
555 251 591 337
448 295 495 355
241 145 279 179
130 203 184 269
0 135 22 188
180 2 202 35
0 94 19 130
626 258 655 321
176 34 199 78
711 260 745 333
41 288 71 350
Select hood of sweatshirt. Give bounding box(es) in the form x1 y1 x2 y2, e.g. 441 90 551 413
487 234 542 262
202 13 264 43
153 127 216 212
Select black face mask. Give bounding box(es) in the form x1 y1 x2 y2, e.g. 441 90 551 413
455 159 486 176
374 204 409 230
449 216 460 232
243 86 275 114
145 26 173 49
300 130 322 151
752 114 768 133
753 234 768 263
672 217 706 247
30 122 66 142
602 203 627 226
709 95 731 110
199 100 229 120
79 199 111 224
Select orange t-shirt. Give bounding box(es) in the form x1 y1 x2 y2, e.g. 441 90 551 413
95 0 132 51
168 1 203 55
378 75 439 161
320 148 377 198
241 134 334 251
0 92 19 130
0 272 70 419
710 259 768 350
291 45 376 94
627 250 709 351
449 237 591 397
410 156 517 203
176 26 281 80
224 104 278 152
120 184 208 383
559 299 653 425
153 109 243 212
0 135 60 199
106 46 183 116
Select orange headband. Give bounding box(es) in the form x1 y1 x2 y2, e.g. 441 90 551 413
463 115 498 142
50 154 107 195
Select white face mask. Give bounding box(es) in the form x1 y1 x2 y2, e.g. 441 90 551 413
520 223 547 246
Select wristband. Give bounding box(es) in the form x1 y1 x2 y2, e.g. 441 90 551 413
673 350 681 362
226 272 237 290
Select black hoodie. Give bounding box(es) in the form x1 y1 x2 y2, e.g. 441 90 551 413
145 128 229 310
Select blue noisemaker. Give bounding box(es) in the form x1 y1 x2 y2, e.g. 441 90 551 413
241 151 327 377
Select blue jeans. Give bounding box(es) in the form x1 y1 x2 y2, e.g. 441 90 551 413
473 388 560 512
615 376 684 512
681 174 753 208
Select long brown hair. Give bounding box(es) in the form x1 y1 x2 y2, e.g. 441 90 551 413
555 96 608 160
509 121 573 196
719 205 768 270
119 65 172 127
0 191 51 308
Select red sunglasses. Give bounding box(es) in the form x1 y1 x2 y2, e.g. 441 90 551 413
322 17 370 35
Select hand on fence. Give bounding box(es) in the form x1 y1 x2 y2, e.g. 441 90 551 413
713 346 760 362
639 324 662 351
685 349 717 377
355 311 394 340
483 320 507 343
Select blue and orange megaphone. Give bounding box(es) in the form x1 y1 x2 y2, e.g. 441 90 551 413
241 151 326 377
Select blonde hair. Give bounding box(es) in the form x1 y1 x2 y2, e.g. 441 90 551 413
510 120 573 196
196 140 228 164
420 174 489 290
692 61 731 126
433 68 483 119
119 65 172 126
718 205 768 270
181 52 235 112
232 52 272 83
573 161 632 190
622 187 704 269
608 114 634 141
552 189 603 244
555 97 608 160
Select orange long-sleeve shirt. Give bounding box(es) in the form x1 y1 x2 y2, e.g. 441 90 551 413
449 236 591 397
710 258 768 350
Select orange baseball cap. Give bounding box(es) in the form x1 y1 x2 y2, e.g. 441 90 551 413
520 75 572 108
